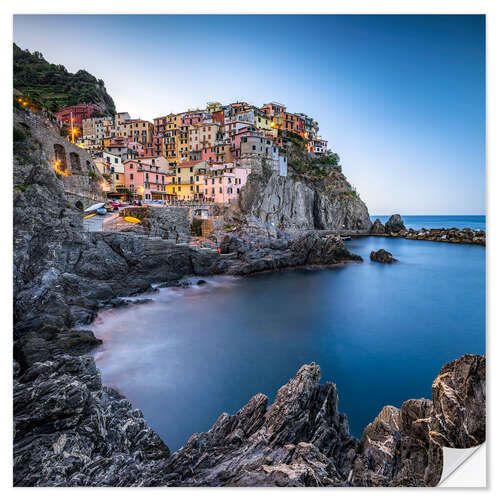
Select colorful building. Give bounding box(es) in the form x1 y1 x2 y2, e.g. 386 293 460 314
124 157 171 201
203 163 250 204
166 160 209 200
123 119 154 145
55 103 103 126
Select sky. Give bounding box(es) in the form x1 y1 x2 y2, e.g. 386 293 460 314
13 14 485 215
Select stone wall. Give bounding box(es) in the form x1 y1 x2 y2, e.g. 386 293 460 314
121 206 191 240
14 108 105 203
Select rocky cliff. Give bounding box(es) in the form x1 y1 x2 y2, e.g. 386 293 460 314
237 132 371 235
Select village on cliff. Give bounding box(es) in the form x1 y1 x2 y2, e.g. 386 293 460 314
50 100 329 204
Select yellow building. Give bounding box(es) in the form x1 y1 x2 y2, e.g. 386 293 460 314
167 160 209 200
254 112 273 132
124 119 154 144
207 102 222 113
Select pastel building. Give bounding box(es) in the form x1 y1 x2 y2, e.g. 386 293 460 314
123 119 154 144
124 157 171 201
166 160 209 200
203 163 250 204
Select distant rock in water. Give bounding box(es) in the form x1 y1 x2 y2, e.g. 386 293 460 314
385 214 406 233
370 249 398 263
370 218 386 234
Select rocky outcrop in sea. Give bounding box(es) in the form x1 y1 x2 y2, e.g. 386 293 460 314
370 248 398 263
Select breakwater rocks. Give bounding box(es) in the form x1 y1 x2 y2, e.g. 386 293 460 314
375 227 486 246
370 215 485 246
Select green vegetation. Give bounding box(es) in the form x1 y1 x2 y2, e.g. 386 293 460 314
14 185 26 194
88 171 97 179
13 43 116 114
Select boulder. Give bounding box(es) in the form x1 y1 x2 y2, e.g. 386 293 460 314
370 249 398 263
384 214 406 233
370 218 386 234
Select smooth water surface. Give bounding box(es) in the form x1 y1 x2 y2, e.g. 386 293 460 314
93 237 485 451
370 215 485 231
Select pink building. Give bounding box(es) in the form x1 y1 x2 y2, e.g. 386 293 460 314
123 157 171 201
202 163 250 204
180 110 205 127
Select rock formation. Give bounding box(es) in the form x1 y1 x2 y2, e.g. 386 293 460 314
370 218 385 234
236 133 372 235
384 214 406 233
370 249 398 263
164 354 485 487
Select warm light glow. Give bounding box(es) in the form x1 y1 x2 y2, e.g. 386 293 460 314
53 160 70 177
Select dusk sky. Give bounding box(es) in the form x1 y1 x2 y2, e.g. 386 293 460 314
13 14 485 215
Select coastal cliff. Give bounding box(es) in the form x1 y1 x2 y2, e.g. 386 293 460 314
237 132 371 235
13 108 485 487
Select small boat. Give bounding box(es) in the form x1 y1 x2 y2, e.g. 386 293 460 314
96 207 108 216
124 216 141 224
84 202 106 213
342 236 352 241
83 213 96 220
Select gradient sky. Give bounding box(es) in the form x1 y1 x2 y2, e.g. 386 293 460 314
13 14 485 215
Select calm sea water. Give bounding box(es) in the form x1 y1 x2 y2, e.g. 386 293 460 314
371 215 485 231
93 236 485 451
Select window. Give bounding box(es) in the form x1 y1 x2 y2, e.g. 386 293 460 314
219 187 222 193
130 173 134 180
252 145 256 151
178 186 181 191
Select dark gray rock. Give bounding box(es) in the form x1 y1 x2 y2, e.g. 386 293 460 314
370 249 398 263
385 214 406 233
370 218 386 234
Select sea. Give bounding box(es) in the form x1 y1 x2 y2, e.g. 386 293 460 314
92 216 486 451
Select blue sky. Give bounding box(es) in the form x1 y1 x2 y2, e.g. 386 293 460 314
13 15 485 214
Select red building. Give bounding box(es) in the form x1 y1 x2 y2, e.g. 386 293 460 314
55 104 104 126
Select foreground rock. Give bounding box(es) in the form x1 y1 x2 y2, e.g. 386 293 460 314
164 354 485 487
349 354 485 486
370 249 398 263
13 355 171 486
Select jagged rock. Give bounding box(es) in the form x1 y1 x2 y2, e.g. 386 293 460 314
163 354 485 487
370 249 398 263
370 218 386 234
165 363 357 486
384 214 406 233
13 355 171 486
